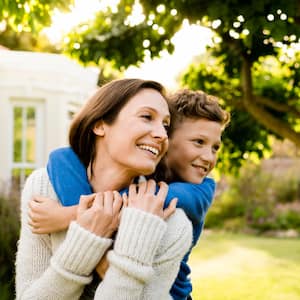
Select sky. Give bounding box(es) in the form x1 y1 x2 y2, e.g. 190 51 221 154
43 0 213 89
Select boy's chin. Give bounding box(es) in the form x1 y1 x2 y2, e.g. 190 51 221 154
185 175 205 184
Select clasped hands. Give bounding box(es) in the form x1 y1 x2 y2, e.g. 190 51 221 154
28 179 177 279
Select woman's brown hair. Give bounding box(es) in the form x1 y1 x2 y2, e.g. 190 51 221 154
69 78 166 169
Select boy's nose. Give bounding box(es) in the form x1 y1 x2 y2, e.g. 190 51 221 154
200 147 215 163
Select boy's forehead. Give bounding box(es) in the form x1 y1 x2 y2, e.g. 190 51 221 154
172 117 222 139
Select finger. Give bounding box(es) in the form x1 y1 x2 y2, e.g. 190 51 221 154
28 217 37 229
128 184 137 205
113 191 123 213
163 198 177 220
28 209 34 220
156 181 169 201
29 200 43 214
32 227 44 234
32 196 44 203
103 191 114 214
78 194 95 211
28 199 35 210
146 179 156 195
128 183 137 197
137 181 147 195
28 217 34 227
93 192 104 209
30 225 39 233
122 193 128 207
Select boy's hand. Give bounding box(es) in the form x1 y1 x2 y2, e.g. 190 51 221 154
76 191 123 238
124 180 177 220
28 196 76 234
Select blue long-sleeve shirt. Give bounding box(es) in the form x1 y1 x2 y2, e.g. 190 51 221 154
47 147 215 300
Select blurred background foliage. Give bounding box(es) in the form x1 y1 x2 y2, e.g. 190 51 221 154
1 0 300 299
1 0 299 173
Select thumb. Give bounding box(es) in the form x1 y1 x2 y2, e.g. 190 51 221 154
78 194 95 213
163 198 177 220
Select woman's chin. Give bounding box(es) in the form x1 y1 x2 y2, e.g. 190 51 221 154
138 164 156 176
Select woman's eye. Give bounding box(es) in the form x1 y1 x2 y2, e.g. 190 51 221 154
194 139 204 145
141 114 152 120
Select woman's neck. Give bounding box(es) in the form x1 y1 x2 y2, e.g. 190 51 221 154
87 163 134 193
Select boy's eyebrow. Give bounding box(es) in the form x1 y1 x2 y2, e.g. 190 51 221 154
191 133 221 143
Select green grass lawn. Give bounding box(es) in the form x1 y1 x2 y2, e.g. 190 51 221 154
190 231 300 300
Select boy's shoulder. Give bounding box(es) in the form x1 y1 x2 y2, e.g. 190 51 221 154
169 176 216 191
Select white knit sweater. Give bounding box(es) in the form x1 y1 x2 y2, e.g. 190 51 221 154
15 168 193 299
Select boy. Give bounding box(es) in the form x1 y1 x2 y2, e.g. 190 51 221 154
29 89 230 300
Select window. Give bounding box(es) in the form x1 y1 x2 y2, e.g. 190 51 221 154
10 100 44 189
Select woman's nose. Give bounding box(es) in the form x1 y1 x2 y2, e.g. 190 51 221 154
152 123 168 141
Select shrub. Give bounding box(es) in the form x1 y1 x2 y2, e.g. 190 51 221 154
206 159 300 234
205 188 245 228
0 194 20 299
276 210 300 230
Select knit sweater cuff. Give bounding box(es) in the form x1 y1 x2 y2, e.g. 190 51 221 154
51 221 113 277
114 208 167 264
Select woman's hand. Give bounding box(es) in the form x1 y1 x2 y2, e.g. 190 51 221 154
28 196 76 234
124 179 177 220
76 191 123 238
95 251 110 279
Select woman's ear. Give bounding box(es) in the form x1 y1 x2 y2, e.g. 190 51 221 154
93 120 105 136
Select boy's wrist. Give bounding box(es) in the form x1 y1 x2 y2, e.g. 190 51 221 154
61 205 77 230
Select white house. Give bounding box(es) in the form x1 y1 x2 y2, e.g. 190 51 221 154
0 50 99 191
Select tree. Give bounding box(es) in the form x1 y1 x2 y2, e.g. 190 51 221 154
63 0 300 171
0 0 73 51
0 0 73 32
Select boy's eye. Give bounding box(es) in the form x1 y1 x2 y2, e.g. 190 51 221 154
163 123 170 133
213 145 220 153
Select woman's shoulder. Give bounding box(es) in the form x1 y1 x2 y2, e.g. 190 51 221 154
26 167 49 188
22 167 58 200
166 209 193 241
156 208 193 258
168 208 192 230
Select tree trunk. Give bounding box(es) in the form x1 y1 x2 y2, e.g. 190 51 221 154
241 56 300 148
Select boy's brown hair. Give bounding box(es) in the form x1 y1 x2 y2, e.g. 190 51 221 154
168 89 230 137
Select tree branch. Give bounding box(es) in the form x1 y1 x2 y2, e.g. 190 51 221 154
241 56 300 147
254 95 300 118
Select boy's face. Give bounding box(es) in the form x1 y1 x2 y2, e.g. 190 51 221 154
167 117 222 183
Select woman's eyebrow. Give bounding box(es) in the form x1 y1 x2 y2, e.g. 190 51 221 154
138 106 170 118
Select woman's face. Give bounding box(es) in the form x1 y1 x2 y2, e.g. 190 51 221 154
94 88 170 177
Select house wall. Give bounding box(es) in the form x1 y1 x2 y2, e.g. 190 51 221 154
0 50 98 191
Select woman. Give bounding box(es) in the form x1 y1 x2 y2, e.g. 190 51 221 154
15 78 193 299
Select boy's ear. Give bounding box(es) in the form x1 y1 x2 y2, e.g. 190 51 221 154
93 120 105 137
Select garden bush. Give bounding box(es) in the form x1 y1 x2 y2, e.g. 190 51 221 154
206 159 300 234
0 193 20 300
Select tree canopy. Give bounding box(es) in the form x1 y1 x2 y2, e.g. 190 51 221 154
62 0 300 171
3 0 300 172
0 0 73 32
0 0 73 51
